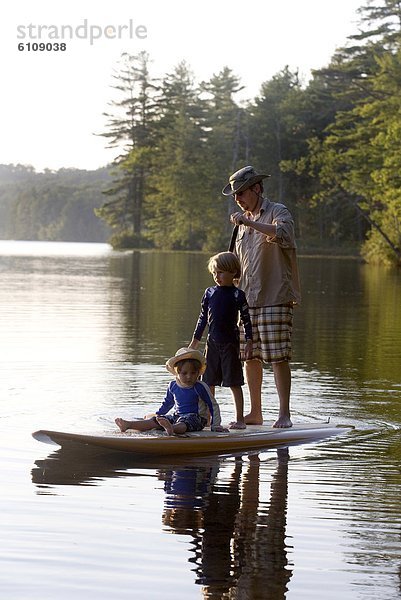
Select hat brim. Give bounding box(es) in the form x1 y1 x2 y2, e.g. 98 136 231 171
166 349 206 375
222 174 270 196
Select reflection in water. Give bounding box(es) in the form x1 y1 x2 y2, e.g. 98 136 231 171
31 443 194 490
32 445 292 597
231 450 291 599
161 450 291 599
195 459 242 594
295 257 401 386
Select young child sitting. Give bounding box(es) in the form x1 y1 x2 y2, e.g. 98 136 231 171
189 251 253 430
115 347 225 436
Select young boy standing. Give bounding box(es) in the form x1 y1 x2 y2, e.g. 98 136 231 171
189 252 253 429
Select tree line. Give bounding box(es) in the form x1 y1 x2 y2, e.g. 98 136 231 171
0 164 111 242
97 0 401 266
1 0 400 265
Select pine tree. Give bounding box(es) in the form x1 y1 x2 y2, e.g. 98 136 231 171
96 52 159 248
145 62 211 249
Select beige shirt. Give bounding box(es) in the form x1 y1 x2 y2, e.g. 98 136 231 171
234 198 301 307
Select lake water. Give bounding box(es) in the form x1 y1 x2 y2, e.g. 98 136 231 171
1 240 401 599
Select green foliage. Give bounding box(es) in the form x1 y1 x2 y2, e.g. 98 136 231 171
281 0 401 265
98 52 159 246
312 44 401 265
108 230 153 249
0 165 111 242
99 59 248 251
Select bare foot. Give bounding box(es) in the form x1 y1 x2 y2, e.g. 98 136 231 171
228 421 246 430
115 418 131 432
244 412 263 425
273 416 292 428
156 416 174 436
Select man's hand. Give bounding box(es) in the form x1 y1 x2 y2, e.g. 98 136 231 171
230 212 249 226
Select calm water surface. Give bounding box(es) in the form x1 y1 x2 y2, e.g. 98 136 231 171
1 241 401 599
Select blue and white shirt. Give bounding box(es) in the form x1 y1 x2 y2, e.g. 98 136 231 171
156 379 222 429
193 285 253 344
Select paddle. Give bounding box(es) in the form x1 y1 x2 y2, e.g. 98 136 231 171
228 224 239 252
228 214 245 252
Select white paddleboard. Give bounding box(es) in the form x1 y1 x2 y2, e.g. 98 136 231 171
32 422 350 455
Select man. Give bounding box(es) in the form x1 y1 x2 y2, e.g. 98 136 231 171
222 165 301 428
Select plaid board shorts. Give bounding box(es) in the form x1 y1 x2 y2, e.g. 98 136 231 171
240 305 294 363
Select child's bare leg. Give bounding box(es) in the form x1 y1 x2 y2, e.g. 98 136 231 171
155 416 175 435
172 422 188 435
156 416 188 436
229 386 246 429
115 417 159 432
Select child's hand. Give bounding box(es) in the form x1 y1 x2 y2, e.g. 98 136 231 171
244 339 253 361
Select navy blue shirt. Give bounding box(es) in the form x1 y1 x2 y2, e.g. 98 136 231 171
193 285 253 344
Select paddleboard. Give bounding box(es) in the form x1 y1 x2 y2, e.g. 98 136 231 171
32 422 350 455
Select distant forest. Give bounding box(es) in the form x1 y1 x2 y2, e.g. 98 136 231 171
1 0 401 265
0 164 112 242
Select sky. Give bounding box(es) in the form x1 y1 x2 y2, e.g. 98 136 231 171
1 0 364 172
